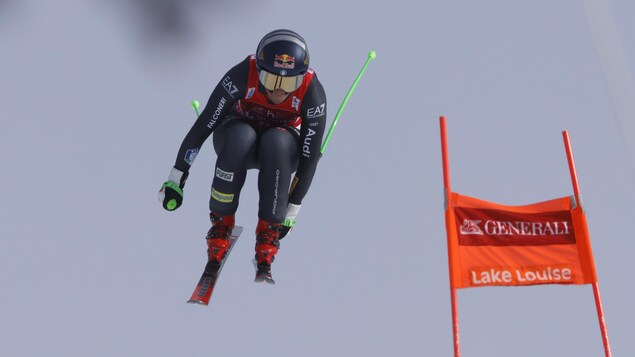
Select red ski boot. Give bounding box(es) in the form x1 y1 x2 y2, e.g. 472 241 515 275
206 213 235 265
254 219 282 283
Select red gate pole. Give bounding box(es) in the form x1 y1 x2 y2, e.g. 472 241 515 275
562 131 612 357
440 116 460 357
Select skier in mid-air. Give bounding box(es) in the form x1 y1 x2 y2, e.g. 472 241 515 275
159 29 327 280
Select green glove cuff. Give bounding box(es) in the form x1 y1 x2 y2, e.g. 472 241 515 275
162 181 183 197
283 218 296 227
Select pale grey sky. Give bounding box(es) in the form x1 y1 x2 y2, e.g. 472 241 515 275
1 1 633 356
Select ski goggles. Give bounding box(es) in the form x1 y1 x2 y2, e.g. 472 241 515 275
258 70 304 93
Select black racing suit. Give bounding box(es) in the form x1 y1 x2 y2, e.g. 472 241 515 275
172 56 327 223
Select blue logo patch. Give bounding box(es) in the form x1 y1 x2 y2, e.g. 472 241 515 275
184 149 199 165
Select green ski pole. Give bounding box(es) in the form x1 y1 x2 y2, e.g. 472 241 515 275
320 50 376 156
284 51 376 229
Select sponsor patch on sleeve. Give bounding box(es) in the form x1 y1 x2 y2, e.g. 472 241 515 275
306 103 325 118
222 76 239 97
184 148 199 165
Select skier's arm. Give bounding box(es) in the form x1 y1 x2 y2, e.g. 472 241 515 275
288 76 327 205
173 57 249 172
159 57 249 211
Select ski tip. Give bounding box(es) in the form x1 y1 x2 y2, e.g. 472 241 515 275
186 299 209 306
254 276 276 285
253 259 276 285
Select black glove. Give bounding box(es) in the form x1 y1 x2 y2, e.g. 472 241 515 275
279 225 292 240
158 167 188 211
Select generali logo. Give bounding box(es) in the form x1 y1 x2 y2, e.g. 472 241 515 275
459 219 483 235
455 207 576 246
460 218 570 236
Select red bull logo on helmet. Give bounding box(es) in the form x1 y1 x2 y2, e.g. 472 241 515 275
274 54 295 69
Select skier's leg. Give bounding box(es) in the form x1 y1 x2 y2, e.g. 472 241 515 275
206 117 258 262
211 117 258 213
254 126 300 268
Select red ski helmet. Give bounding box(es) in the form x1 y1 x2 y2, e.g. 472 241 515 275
256 29 309 92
